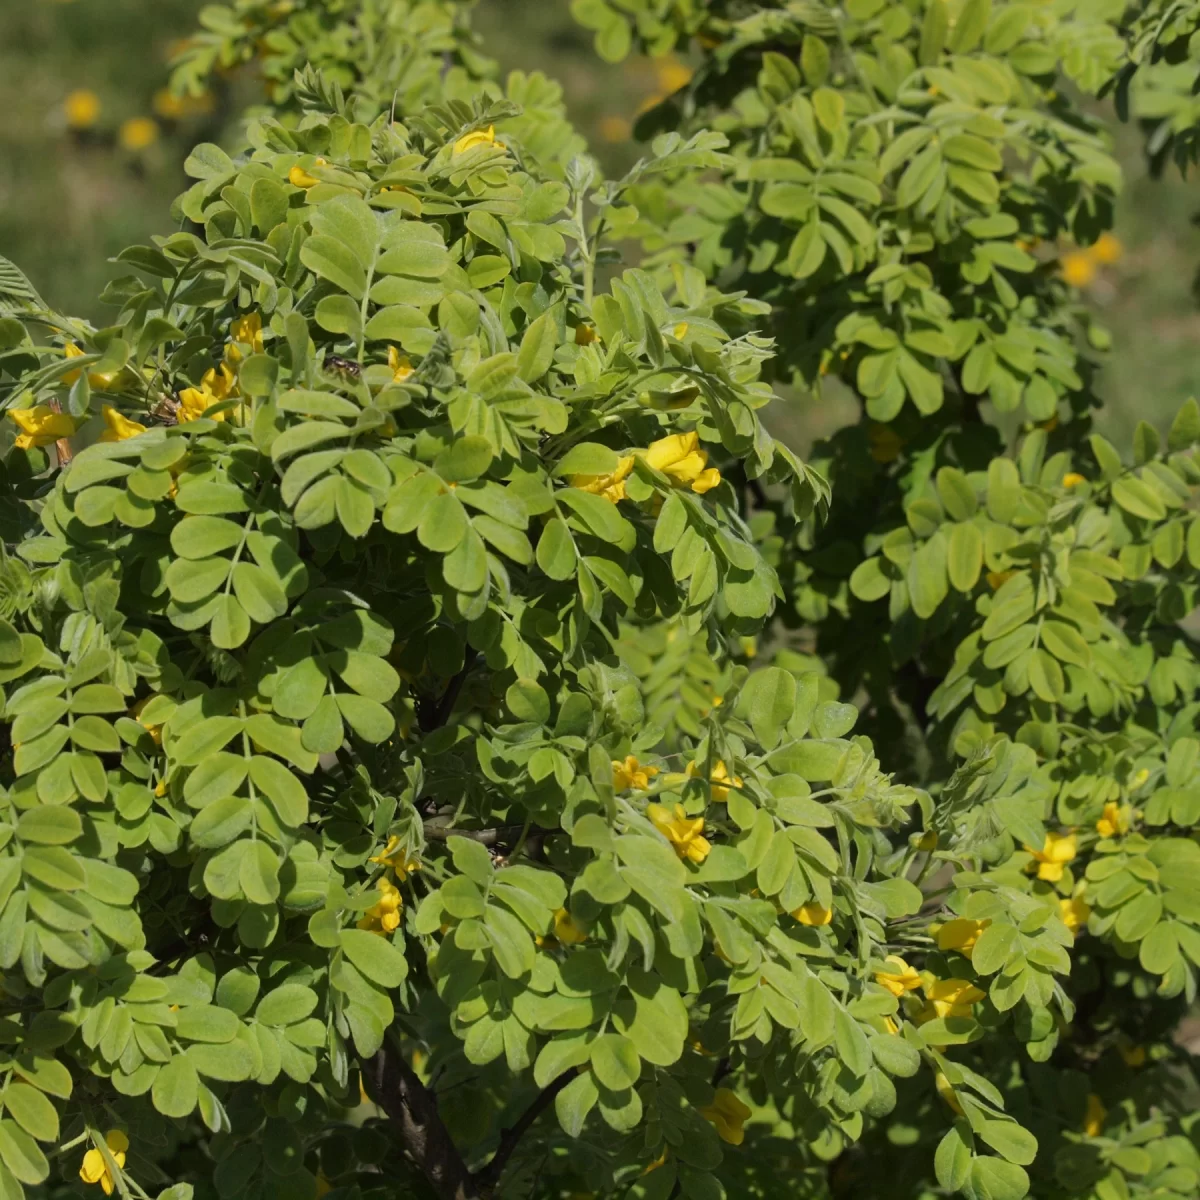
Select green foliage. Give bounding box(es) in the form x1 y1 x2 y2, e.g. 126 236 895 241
1 3 1200 1200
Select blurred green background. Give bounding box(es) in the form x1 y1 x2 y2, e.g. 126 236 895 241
4 0 1199 449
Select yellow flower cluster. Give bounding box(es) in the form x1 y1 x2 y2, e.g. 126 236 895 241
1059 233 1123 289
874 956 986 1024
369 835 421 882
80 1130 128 1195
358 876 403 935
612 755 658 791
177 313 262 422
685 759 742 802
647 803 711 864
570 431 721 504
574 456 634 504
1024 831 1076 882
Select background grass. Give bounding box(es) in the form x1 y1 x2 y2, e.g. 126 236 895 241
3 0 1198 450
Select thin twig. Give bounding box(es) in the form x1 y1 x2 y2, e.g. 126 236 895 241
475 1072 576 1193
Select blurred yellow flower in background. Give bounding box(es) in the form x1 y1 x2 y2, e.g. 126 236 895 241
1092 233 1123 264
119 117 159 151
655 57 693 92
152 87 215 120
1060 251 1096 289
598 115 632 143
64 89 100 129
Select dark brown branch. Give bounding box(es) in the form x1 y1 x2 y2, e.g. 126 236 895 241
422 822 558 846
418 652 479 734
711 1055 731 1088
365 1040 479 1200
475 1071 576 1194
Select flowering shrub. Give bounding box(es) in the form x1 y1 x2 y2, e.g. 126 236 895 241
0 3 1198 1200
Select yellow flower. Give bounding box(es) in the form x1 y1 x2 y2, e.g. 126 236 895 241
80 1130 129 1196
358 876 403 935
553 907 588 945
987 570 1014 590
1060 251 1096 289
574 324 599 346
1083 1093 1106 1137
936 918 991 955
1038 415 1059 432
179 363 236 422
288 158 326 188
388 345 414 382
917 831 938 852
698 1088 752 1145
98 406 146 443
368 835 421 881
1118 1042 1146 1068
656 58 693 92
571 455 634 504
9 406 77 450
867 423 904 464
1096 802 1130 838
598 116 631 144
923 978 986 1019
453 125 498 155
119 117 159 152
315 1172 333 1197
934 1072 963 1115
883 1016 899 1035
612 755 659 791
644 431 720 494
63 342 121 390
1025 831 1076 882
792 902 832 926
1092 233 1123 265
1059 895 1090 935
672 322 689 339
647 802 711 865
1130 767 1150 789
686 759 742 802
152 88 214 120
1062 472 1085 488
228 312 264 359
875 956 922 997
64 89 100 129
